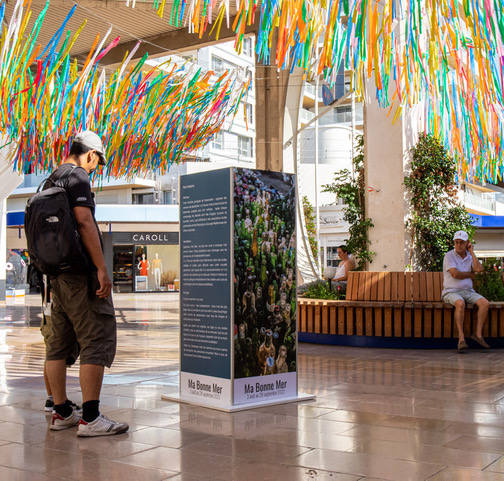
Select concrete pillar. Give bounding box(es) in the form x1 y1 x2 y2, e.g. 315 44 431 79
255 62 290 171
282 68 319 282
364 85 423 271
282 68 304 175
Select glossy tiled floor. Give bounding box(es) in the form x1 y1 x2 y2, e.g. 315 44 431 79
2 294 504 480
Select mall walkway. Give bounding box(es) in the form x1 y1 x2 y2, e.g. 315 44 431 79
1 293 504 480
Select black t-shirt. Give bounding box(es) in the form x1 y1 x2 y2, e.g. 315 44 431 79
45 164 103 266
48 164 96 213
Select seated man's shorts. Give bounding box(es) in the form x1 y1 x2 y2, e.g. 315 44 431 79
46 272 117 368
442 289 484 306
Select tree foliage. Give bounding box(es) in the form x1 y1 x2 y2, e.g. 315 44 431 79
302 195 318 265
404 133 474 271
323 134 375 271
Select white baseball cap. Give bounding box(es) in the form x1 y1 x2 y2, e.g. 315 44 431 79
453 230 469 241
73 131 106 165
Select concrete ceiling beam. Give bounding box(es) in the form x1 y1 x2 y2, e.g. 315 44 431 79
100 17 258 66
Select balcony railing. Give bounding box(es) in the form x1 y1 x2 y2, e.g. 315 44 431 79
15 172 157 191
304 84 316 97
300 109 315 124
464 192 496 213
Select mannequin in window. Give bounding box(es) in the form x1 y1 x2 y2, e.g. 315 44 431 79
137 253 149 276
151 253 163 290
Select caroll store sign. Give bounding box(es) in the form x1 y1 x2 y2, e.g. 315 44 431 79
133 233 172 242
112 232 179 245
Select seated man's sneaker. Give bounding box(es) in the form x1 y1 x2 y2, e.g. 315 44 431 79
77 414 129 437
50 409 81 430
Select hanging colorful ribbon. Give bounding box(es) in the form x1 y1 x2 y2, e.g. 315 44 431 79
1 0 250 178
134 0 504 183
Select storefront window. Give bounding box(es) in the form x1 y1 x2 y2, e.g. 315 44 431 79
132 244 180 292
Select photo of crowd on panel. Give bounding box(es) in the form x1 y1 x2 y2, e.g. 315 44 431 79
233 168 297 379
114 244 180 293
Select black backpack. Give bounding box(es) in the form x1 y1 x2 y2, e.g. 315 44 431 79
24 166 89 276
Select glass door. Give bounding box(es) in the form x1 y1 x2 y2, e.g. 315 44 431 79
113 246 134 293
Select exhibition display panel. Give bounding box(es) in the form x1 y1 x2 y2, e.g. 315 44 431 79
163 167 314 411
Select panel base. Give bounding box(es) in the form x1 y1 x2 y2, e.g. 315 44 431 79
161 392 316 412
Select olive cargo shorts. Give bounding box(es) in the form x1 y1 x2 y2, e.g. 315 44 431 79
46 273 117 367
41 308 79 366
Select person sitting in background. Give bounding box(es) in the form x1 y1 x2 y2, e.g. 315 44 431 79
331 245 355 292
442 230 490 351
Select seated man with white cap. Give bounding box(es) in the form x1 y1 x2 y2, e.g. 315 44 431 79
442 230 490 351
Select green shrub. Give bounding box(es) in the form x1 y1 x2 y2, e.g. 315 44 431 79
302 196 318 266
473 259 504 301
323 135 375 271
298 279 344 300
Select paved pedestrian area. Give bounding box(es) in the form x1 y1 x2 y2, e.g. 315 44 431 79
2 293 504 480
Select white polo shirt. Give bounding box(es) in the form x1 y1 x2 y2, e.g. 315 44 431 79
442 249 474 296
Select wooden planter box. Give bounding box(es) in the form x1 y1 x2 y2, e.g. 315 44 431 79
298 272 504 348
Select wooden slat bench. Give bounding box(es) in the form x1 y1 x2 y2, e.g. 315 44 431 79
298 271 504 348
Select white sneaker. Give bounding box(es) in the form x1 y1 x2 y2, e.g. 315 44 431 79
77 414 129 437
50 409 81 430
46 399 82 414
44 398 54 412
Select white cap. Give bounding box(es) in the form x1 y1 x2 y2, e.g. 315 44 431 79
73 131 106 165
453 230 469 241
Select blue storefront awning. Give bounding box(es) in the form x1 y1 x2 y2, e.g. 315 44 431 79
470 214 504 228
7 211 24 227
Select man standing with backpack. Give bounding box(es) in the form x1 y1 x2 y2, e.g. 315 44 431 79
43 131 128 436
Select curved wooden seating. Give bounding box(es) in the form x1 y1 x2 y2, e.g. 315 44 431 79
298 271 504 348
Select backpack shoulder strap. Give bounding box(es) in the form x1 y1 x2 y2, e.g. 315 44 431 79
54 165 78 189
36 177 52 193
38 165 78 193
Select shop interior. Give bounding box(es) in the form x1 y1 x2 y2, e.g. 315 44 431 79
113 244 180 293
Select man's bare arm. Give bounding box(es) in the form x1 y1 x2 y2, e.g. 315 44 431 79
468 242 484 273
74 206 111 298
447 267 475 280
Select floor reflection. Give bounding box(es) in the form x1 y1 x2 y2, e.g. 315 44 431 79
1 293 504 480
